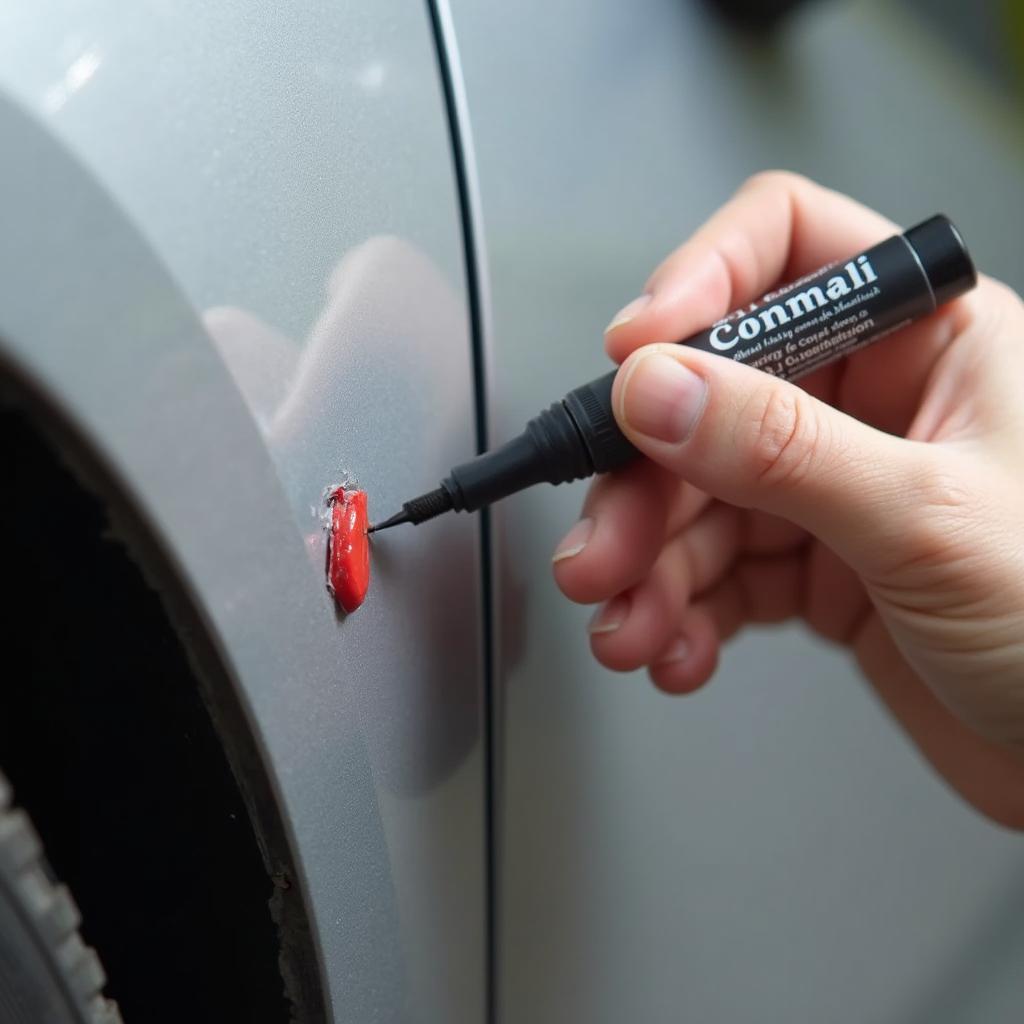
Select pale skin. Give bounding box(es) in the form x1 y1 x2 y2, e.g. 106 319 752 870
551 171 1024 829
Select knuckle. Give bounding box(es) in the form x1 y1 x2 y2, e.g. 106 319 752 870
920 466 976 515
739 385 824 492
873 455 981 582
905 462 977 557
714 232 760 304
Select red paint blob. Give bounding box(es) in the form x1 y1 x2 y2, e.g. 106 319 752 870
327 488 370 613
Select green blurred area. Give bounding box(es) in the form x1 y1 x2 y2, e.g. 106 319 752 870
904 0 1024 100
1009 0 1024 93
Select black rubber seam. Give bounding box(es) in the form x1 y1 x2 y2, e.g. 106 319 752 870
423 4 497 1023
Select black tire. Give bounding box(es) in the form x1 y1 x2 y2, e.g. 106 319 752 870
0 772 121 1024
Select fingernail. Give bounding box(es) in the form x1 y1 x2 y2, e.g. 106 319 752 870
620 352 707 443
587 595 629 635
552 517 595 563
604 294 651 334
655 637 690 665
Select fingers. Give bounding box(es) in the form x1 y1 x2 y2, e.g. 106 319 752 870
566 486 810 694
612 342 926 577
801 541 872 644
700 554 805 640
648 607 720 695
909 276 1024 450
585 502 805 673
587 503 741 672
648 554 804 695
604 171 896 364
553 460 708 604
837 308 959 437
634 552 806 696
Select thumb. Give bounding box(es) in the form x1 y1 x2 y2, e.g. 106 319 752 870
613 343 921 573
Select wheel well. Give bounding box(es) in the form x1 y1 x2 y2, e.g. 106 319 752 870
0 376 325 1023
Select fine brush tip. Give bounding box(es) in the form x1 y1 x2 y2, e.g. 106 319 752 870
369 486 454 533
367 509 412 534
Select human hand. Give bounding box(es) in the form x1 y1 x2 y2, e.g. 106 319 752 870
552 172 1024 827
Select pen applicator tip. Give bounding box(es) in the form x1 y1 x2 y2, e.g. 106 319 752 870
369 486 454 533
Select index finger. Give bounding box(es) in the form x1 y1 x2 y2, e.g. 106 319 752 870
604 171 897 363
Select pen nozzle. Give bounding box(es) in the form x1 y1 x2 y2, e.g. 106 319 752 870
369 486 454 532
403 486 454 523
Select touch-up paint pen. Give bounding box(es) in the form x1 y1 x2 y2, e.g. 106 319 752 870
369 215 976 533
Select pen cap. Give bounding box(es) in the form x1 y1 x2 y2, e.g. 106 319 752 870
904 215 977 308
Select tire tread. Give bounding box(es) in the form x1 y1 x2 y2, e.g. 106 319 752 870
0 773 123 1024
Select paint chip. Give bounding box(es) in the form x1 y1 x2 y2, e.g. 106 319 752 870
326 488 370 613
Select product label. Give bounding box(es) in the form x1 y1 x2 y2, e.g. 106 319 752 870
681 235 933 382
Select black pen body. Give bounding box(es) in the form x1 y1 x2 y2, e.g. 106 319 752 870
383 216 975 528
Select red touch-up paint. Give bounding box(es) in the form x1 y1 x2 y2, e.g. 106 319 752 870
327 488 370 613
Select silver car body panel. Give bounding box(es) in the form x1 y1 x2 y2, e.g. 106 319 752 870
0 2 485 1021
